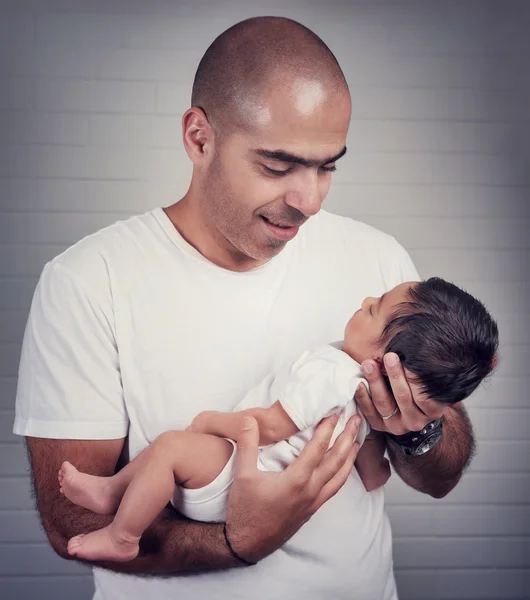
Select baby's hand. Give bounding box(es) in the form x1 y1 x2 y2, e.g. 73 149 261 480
186 410 220 434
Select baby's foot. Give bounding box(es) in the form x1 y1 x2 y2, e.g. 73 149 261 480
59 461 120 515
67 525 140 562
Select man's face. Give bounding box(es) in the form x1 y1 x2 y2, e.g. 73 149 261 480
199 79 351 265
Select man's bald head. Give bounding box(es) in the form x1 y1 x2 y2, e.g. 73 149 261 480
191 16 349 136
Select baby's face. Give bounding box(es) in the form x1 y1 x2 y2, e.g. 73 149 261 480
343 281 416 364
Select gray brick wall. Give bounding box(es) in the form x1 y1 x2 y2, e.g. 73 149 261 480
1 1 528 599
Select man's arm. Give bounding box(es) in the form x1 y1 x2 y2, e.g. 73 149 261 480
26 437 236 574
386 404 475 498
27 413 361 574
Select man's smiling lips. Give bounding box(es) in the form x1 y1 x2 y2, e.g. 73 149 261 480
260 215 303 240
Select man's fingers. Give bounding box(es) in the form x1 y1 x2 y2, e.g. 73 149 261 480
286 413 340 479
311 415 360 488
354 381 384 430
233 416 260 479
313 442 360 511
360 360 397 417
409 377 447 420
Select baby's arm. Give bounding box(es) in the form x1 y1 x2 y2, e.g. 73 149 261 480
189 401 299 446
354 430 391 492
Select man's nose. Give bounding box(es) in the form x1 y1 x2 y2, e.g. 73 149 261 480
283 173 322 217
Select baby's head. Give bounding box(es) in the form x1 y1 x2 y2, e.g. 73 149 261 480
344 278 499 404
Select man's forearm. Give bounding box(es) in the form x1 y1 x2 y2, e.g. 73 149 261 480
387 404 476 498
49 503 239 575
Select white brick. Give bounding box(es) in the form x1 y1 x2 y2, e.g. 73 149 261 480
0 377 17 411
349 88 527 121
84 181 156 212
388 505 530 537
434 568 530 598
0 410 18 443
495 538 530 567
346 120 525 154
395 568 530 599
2 576 94 600
0 477 33 510
143 147 191 182
0 78 33 110
394 538 495 569
469 440 530 473
484 409 530 440
4 111 88 145
0 510 46 543
0 309 27 343
27 145 146 179
327 184 530 218
386 473 530 505
0 443 28 476
98 47 199 82
88 114 180 147
0 342 22 378
35 13 218 50
360 217 529 250
0 245 65 278
0 13 34 42
458 281 530 316
0 212 128 245
468 377 530 409
334 153 527 186
156 82 190 114
35 79 156 114
0 543 88 576
411 250 529 282
339 51 526 90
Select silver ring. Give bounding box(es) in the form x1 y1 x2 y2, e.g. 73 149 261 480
381 406 398 420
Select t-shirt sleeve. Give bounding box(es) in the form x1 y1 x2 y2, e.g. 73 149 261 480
278 347 363 431
13 262 128 440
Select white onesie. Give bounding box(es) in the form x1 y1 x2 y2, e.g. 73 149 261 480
171 342 369 522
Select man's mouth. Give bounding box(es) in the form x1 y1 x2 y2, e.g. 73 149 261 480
260 216 303 229
259 215 302 240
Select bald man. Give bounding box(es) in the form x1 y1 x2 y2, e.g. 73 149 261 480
15 16 474 600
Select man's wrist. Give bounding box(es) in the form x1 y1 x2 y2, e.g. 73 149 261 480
385 418 444 457
223 523 257 566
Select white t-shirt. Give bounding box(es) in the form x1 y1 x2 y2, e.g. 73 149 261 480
14 207 419 600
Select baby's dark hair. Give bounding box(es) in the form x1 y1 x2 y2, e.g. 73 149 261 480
379 277 499 404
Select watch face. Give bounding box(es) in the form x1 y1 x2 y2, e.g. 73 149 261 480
415 430 443 455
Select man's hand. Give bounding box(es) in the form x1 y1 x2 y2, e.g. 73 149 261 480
354 352 446 434
354 352 476 498
225 412 361 562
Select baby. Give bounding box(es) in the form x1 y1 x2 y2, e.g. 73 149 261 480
58 277 499 562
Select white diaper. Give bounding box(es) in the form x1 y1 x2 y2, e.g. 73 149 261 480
170 438 237 523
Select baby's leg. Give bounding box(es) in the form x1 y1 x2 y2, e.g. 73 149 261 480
67 432 234 562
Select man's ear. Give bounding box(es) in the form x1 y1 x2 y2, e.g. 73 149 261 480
182 107 215 166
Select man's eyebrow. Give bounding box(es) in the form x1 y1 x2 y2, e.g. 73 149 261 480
254 146 347 168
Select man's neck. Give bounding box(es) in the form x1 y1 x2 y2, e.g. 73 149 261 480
163 199 269 273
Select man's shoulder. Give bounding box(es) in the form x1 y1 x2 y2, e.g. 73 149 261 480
41 209 163 301
49 209 162 275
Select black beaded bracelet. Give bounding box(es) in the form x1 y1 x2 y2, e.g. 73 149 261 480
223 523 256 566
